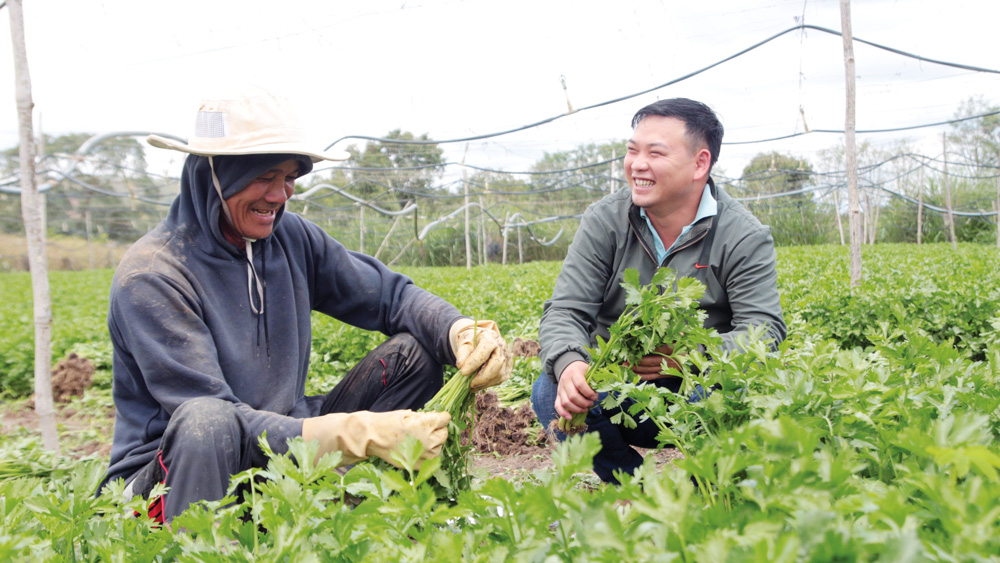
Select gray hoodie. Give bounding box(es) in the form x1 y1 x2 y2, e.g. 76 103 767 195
103 153 462 486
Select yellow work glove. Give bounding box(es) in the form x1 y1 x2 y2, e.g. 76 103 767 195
449 318 513 391
301 410 451 468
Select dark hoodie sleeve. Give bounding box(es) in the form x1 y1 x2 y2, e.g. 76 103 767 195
109 268 304 455
301 219 464 365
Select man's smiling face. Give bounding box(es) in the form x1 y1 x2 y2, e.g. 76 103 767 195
221 159 300 244
624 115 709 216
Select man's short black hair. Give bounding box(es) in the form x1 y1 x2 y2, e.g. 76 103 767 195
631 98 724 170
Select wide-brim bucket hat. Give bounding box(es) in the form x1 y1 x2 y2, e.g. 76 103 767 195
147 85 349 162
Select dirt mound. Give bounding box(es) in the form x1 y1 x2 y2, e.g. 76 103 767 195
471 391 549 456
511 338 540 357
51 353 95 402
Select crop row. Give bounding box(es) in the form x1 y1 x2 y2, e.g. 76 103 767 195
3 244 999 397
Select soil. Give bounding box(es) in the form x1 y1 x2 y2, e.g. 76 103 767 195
2 341 683 481
51 353 96 403
510 337 541 358
467 385 682 481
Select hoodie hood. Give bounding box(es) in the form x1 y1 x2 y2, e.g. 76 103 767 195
166 153 313 256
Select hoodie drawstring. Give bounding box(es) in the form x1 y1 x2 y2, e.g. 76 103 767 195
262 248 270 363
243 240 265 315
244 238 270 363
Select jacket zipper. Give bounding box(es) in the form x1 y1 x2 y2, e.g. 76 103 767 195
629 210 710 267
663 226 709 266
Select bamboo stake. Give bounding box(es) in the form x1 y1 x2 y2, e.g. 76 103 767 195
478 196 486 266
374 202 407 261
942 133 957 250
462 145 470 269
359 205 365 254
501 212 509 265
833 184 845 245
917 162 924 245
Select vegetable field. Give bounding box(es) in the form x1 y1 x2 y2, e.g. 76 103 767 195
2 243 1000 561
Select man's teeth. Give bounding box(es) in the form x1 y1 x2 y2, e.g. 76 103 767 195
634 179 654 187
252 209 276 217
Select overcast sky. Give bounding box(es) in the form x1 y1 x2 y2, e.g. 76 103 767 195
1 0 998 180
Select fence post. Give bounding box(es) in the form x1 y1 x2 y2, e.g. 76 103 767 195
517 224 523 264
502 212 509 265
942 133 957 250
359 204 365 254
917 162 924 245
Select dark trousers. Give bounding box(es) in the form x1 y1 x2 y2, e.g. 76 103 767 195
126 333 442 522
531 373 705 484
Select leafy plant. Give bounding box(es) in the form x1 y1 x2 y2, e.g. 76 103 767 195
557 267 720 433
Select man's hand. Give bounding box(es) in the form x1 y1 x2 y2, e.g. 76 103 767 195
449 319 513 391
554 361 598 420
625 344 682 381
301 410 451 468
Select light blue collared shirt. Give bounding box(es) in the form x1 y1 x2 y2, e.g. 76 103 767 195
640 183 717 265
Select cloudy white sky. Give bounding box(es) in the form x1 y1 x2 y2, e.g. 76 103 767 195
0 0 998 179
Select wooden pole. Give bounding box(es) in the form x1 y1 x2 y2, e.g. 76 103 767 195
462 145 471 269
373 203 407 261
841 0 863 287
833 185 845 245
863 191 870 245
517 225 524 264
610 148 617 193
478 196 486 266
386 237 417 268
85 209 95 269
942 133 957 250
359 205 365 254
501 212 510 265
917 162 924 245
358 203 365 254
9 0 58 452
872 191 881 244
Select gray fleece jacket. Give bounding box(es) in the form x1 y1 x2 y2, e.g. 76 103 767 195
539 179 786 382
103 154 463 487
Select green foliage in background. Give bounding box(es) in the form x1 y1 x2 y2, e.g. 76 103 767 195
780 244 1000 358
0 269 113 397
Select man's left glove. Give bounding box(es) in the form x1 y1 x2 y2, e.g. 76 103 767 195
449 318 513 391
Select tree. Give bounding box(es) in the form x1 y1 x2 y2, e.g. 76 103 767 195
737 151 830 245
530 140 627 204
0 132 167 241
1 132 148 177
948 96 1000 246
347 130 443 209
948 96 1000 172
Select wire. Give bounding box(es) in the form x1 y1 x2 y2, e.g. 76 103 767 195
324 24 1000 150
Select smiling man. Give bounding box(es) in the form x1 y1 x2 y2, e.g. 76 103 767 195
532 98 786 484
99 86 512 523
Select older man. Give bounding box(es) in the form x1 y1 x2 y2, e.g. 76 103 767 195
100 86 511 522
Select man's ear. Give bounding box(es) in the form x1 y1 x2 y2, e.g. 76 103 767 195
693 148 712 180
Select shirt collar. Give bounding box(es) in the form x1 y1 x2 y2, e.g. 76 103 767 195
640 182 717 262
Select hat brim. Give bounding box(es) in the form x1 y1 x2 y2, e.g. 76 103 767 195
146 134 350 163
